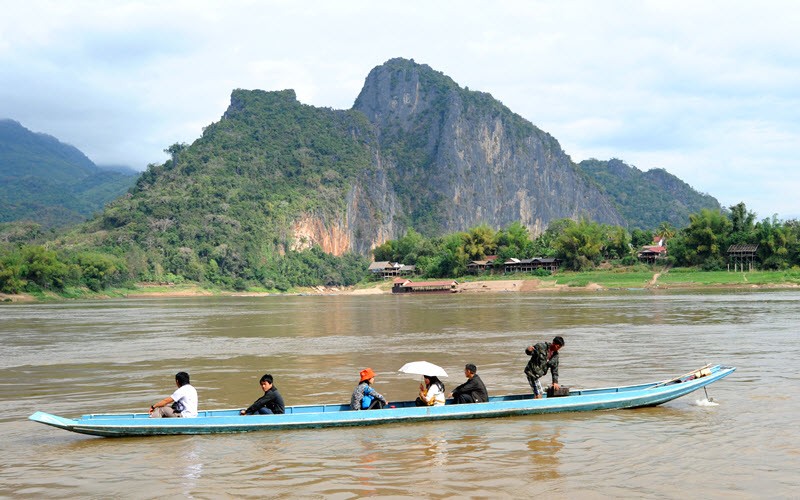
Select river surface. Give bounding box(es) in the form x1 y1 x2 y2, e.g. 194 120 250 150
1 290 798 498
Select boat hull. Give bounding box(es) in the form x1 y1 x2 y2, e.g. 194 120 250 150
29 364 735 437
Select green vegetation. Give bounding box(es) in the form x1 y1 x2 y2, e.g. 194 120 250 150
0 119 138 228
540 269 800 289
371 202 800 281
373 217 638 278
3 193 799 297
0 244 128 294
578 158 720 230
1 58 796 299
1 91 373 295
655 269 800 286
553 270 655 288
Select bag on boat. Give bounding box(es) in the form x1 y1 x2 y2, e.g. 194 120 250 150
361 393 374 409
546 386 570 397
171 401 184 412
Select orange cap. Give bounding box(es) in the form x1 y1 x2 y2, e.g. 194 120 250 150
359 368 375 382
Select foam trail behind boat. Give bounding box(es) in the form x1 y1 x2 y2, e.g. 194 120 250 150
691 398 719 407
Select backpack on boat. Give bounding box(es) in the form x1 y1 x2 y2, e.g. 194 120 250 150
361 393 374 410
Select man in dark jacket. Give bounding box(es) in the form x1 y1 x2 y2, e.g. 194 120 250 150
524 336 564 398
450 363 488 404
240 373 285 415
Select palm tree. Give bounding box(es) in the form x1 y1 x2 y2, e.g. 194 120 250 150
462 224 496 260
656 222 676 242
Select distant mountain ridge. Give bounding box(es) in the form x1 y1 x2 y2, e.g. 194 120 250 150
0 119 138 228
577 158 721 229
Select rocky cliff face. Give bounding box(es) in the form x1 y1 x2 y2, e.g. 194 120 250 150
291 157 403 256
350 58 625 241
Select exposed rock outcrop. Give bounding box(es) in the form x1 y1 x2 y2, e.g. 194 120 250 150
351 58 625 240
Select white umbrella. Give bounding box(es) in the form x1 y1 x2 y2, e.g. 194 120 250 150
398 361 448 378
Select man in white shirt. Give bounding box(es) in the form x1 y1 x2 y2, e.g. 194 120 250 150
149 371 198 418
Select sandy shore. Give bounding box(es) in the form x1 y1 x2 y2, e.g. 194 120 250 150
146 280 594 297
0 292 36 303
454 279 602 293
319 279 604 296
2 277 795 303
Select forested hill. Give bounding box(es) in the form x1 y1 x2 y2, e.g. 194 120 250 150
66 89 382 282
36 57 725 289
0 119 138 228
577 158 721 229
65 59 631 268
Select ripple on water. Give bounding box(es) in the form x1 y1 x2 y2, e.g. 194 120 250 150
1 292 799 498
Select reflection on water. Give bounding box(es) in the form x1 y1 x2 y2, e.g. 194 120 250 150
527 424 563 482
180 446 203 492
418 433 449 468
1 290 799 497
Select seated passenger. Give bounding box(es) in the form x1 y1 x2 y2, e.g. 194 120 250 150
415 375 445 407
240 373 285 415
351 368 387 410
149 371 198 418
449 363 488 404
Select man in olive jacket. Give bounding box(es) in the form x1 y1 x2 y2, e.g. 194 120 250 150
450 363 488 404
524 336 564 398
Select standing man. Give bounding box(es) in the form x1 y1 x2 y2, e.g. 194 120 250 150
524 336 564 398
450 363 488 404
149 371 198 418
240 373 286 415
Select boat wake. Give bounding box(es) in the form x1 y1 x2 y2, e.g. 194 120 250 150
691 398 719 407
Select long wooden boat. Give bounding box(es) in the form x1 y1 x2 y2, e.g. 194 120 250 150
29 364 735 437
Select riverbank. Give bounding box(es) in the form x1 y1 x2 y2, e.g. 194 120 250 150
349 268 800 295
2 268 799 303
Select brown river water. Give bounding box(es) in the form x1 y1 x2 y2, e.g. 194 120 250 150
1 290 798 498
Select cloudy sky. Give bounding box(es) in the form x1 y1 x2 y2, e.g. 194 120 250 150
2 1 798 219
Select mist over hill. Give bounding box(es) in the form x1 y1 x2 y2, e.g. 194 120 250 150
0 119 138 229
